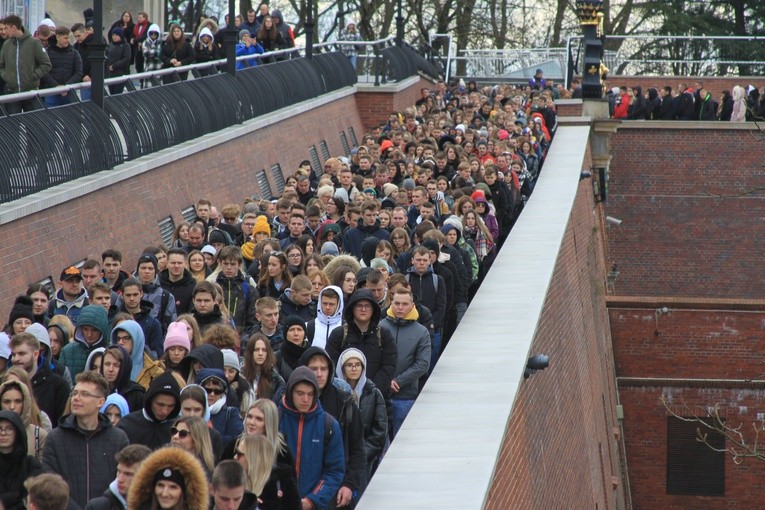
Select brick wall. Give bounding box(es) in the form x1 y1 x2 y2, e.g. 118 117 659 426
0 93 365 314
605 124 765 299
355 76 435 129
484 179 627 509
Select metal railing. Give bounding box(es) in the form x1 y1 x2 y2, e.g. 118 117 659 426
440 35 765 83
0 39 438 204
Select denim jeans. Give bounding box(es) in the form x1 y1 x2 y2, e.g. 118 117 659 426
391 398 415 439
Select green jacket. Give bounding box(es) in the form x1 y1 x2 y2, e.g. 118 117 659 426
0 30 52 93
59 305 111 377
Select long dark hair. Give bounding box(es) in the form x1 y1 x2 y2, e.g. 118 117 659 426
241 333 277 399
256 16 277 41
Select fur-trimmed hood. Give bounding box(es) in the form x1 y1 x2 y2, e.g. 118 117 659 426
127 447 209 510
323 254 361 283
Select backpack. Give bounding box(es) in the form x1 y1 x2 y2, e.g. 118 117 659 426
405 272 439 292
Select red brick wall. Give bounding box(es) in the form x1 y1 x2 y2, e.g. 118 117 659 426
0 93 365 314
485 180 627 509
612 302 765 508
605 125 765 299
355 76 435 129
556 100 583 117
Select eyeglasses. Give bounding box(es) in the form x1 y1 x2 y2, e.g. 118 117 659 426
344 362 362 370
287 253 302 259
170 427 190 438
115 335 132 343
204 387 225 396
355 303 372 310
70 389 102 399
0 426 15 435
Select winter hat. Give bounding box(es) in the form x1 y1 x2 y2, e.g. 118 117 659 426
455 124 466 134
380 139 394 152
253 215 271 236
163 322 191 352
239 29 250 41
284 315 307 336
370 258 388 270
497 129 509 140
25 323 51 350
9 296 34 326
112 27 124 38
363 188 377 198
201 245 217 256
221 349 240 371
422 239 440 257
382 183 398 198
442 216 464 235
333 188 350 204
402 178 416 190
321 241 339 256
241 242 256 262
339 347 365 368
154 467 186 491
136 253 158 272
470 190 486 202
208 230 228 246
320 223 342 240
40 18 56 29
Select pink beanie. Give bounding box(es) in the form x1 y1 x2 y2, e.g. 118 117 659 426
164 322 191 352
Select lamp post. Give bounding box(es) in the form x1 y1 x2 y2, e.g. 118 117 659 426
305 0 314 60
89 0 106 107
225 0 237 75
396 0 404 45
576 0 605 99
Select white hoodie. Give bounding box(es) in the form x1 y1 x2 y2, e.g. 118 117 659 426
310 285 344 349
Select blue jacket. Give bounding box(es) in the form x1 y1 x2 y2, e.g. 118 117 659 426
279 394 344 509
196 368 244 444
236 42 264 69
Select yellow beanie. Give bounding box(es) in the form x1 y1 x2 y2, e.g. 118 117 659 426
241 241 256 262
253 215 271 236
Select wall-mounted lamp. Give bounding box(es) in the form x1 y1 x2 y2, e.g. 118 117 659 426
524 354 550 379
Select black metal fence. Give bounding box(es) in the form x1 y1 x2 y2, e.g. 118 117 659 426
0 52 359 204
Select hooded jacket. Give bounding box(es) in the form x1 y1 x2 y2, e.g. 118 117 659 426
117 371 181 449
102 345 146 412
105 35 131 76
406 265 447 332
0 381 47 461
179 384 224 459
60 305 111 377
110 320 164 390
306 285 344 349
127 447 208 510
298 347 367 494
0 29 51 93
43 411 129 509
181 345 242 408
119 299 164 357
0 410 43 510
214 270 258 335
325 290 398 398
139 277 177 338
335 348 388 471
47 287 89 322
195 368 243 444
380 306 431 400
142 25 162 71
342 219 391 260
159 268 196 314
278 367 344 510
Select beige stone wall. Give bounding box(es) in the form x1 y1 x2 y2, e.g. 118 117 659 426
43 0 148 32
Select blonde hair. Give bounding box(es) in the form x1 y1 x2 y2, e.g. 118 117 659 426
174 416 215 474
238 434 274 496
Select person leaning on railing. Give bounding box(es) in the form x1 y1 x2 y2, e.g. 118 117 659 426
0 14 51 113
338 20 362 70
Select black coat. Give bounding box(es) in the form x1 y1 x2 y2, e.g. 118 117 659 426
105 40 131 76
42 43 83 87
0 411 43 510
117 371 181 449
84 488 123 510
31 364 70 427
160 38 194 81
159 269 196 314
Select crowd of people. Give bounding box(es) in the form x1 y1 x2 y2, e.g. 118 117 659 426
606 81 765 121
0 76 556 510
0 4 298 112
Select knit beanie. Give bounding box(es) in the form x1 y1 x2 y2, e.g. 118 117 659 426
253 215 271 236
112 27 124 39
422 239 440 257
136 253 158 272
283 315 306 336
239 29 250 41
221 349 240 371
476 182 492 197
370 258 388 270
442 216 463 234
163 322 191 352
382 183 398 198
339 348 365 369
9 295 34 326
402 178 416 190
241 242 256 262
321 241 339 256
208 230 228 246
